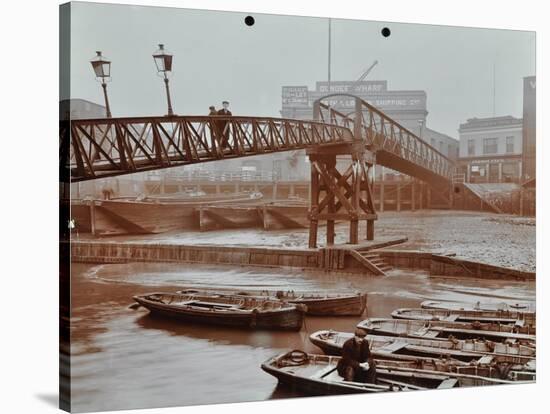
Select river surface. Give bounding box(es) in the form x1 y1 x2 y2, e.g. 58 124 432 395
70 261 535 412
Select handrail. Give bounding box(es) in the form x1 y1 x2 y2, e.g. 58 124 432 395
63 115 354 182
313 93 455 181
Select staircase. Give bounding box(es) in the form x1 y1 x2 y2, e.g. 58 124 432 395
462 183 521 214
348 249 393 275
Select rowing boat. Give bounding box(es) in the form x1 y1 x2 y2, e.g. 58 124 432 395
309 330 536 375
261 350 410 395
133 292 306 331
261 351 532 396
357 318 536 343
421 300 535 313
392 307 536 327
177 288 367 316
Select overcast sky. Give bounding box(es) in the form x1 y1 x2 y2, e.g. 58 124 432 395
64 2 535 138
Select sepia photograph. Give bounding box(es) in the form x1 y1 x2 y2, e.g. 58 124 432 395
58 2 536 412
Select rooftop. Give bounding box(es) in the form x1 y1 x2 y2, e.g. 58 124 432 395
459 116 522 131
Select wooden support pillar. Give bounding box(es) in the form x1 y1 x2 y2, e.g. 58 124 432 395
272 182 278 201
519 188 525 216
262 204 268 229
396 184 401 212
349 160 360 244
379 182 385 212
366 219 374 241
411 181 416 211
308 164 319 249
419 183 424 210
427 186 431 209
90 200 97 236
307 141 377 248
326 158 336 246
215 184 221 194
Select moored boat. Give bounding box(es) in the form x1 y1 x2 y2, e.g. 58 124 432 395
177 288 367 316
261 350 532 395
357 318 536 343
373 358 535 383
421 300 535 313
133 292 306 331
261 350 408 395
392 307 536 327
309 330 536 369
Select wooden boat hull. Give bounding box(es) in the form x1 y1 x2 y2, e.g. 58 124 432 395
261 351 396 395
290 294 366 316
357 318 536 343
133 293 305 331
309 330 536 367
421 300 536 313
261 351 531 396
392 307 536 327
177 288 367 316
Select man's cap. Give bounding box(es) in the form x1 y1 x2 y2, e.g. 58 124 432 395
222 100 229 104
209 106 215 110
354 328 367 338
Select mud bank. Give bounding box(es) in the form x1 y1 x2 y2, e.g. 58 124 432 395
75 210 536 272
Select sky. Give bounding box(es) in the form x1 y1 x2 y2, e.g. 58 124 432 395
63 2 535 138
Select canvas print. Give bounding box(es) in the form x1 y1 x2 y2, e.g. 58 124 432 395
59 2 536 412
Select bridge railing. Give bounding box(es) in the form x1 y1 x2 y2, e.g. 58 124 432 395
62 115 354 181
314 94 454 181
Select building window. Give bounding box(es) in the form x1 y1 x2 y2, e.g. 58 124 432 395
506 136 515 153
467 139 475 156
483 138 498 155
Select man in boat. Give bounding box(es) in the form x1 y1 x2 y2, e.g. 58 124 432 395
336 328 376 383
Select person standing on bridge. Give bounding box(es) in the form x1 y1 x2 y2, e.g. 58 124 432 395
208 106 220 149
217 101 232 148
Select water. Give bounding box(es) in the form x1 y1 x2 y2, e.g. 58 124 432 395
70 261 535 412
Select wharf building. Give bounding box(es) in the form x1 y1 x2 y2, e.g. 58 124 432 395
457 116 523 183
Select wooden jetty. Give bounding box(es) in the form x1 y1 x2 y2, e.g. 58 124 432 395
132 292 306 331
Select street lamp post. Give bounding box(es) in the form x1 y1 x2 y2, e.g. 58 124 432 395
418 119 425 140
90 51 112 118
153 44 175 116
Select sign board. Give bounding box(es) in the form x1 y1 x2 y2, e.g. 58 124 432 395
316 80 387 93
307 92 426 111
281 86 309 106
